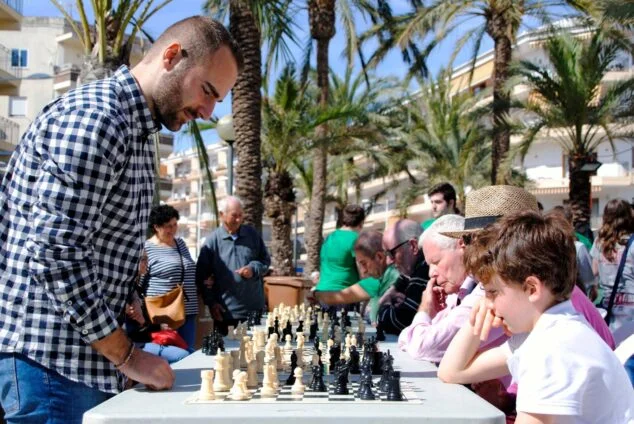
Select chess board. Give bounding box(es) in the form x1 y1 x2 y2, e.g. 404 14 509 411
185 376 424 404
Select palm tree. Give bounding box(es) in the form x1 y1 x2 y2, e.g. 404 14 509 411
50 0 172 82
205 0 298 234
516 28 634 234
393 71 492 211
363 0 593 184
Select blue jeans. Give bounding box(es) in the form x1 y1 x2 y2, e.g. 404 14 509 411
0 353 113 424
141 343 190 364
177 314 197 352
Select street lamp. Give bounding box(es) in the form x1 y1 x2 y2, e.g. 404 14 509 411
216 114 236 196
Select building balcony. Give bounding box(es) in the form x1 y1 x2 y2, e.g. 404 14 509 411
0 43 20 94
53 64 80 94
0 0 22 29
159 177 172 201
0 115 19 150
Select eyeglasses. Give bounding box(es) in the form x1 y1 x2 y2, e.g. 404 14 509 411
384 240 410 259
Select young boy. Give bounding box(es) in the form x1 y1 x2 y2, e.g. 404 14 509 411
438 211 633 423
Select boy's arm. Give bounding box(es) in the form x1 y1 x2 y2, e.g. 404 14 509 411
437 299 509 384
515 413 556 424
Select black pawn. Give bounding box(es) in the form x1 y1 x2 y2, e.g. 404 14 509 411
348 346 360 374
309 319 318 341
375 322 386 341
286 351 298 385
386 371 404 401
274 318 280 336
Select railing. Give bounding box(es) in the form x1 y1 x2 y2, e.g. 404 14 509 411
0 43 16 78
0 115 19 146
1 0 22 14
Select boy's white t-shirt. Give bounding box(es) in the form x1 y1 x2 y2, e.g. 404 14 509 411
503 300 634 424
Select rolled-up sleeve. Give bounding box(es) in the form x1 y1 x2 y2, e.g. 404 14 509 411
27 110 123 343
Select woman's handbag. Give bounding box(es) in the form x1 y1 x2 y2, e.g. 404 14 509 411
604 234 634 325
144 241 188 329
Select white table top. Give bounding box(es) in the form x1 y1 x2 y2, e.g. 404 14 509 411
83 335 504 424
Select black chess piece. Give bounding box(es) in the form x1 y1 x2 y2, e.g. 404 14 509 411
283 320 293 339
348 345 360 374
333 360 350 395
274 317 280 336
375 321 386 341
357 368 376 400
268 325 275 338
386 371 403 401
202 335 210 355
286 351 298 385
297 320 304 334
309 319 318 341
309 364 327 392
329 343 341 370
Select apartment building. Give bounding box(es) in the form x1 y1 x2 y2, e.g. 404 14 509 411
448 19 634 228
0 1 174 186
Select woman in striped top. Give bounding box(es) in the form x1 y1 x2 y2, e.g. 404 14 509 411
143 205 198 349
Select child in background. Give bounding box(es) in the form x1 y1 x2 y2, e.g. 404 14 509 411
439 211 633 423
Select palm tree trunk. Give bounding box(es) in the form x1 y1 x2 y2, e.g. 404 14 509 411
265 170 296 276
305 0 335 275
230 1 264 233
488 25 513 184
568 154 593 237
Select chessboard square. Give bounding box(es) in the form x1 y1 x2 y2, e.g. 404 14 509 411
329 396 356 401
304 392 328 398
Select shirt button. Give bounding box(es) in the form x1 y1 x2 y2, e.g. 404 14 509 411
81 329 89 335
66 301 72 306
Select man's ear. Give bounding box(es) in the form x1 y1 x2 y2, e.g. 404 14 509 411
162 42 183 70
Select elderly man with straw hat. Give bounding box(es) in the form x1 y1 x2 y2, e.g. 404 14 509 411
397 186 536 362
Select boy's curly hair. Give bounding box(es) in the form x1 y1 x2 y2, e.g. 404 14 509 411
464 211 576 301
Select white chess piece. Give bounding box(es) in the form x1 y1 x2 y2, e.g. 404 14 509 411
227 325 235 340
351 334 358 347
296 334 305 350
296 347 304 368
274 345 283 370
213 353 230 392
284 334 292 350
290 367 305 394
231 350 240 371
260 363 277 397
247 360 258 388
256 350 265 373
358 320 366 335
230 371 249 400
199 370 215 400
240 336 250 367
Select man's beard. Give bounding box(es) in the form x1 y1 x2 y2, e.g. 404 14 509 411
153 70 187 131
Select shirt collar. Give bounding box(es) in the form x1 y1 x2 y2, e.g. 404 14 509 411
220 224 242 240
458 276 478 301
113 65 160 137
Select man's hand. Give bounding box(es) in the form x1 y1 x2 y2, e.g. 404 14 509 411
378 286 405 307
119 348 175 390
419 278 446 318
209 303 226 321
588 284 599 302
126 298 145 326
235 266 254 279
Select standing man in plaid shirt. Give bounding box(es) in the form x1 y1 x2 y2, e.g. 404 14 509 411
0 16 242 423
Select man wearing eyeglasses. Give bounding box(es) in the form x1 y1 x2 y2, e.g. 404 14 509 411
376 219 429 334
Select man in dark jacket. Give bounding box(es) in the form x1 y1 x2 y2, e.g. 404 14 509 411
196 196 270 334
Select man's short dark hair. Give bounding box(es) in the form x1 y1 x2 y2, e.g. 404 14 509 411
341 204 366 227
428 182 457 205
146 16 244 72
354 230 383 257
149 204 180 232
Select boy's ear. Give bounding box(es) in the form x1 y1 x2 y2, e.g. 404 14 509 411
524 275 543 303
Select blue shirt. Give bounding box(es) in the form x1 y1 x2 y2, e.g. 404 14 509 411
0 66 157 393
196 224 270 320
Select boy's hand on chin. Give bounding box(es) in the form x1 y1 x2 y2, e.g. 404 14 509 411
470 297 498 341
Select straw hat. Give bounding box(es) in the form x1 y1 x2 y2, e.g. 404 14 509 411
441 185 539 238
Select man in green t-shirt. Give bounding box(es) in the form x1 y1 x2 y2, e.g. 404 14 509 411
314 230 398 323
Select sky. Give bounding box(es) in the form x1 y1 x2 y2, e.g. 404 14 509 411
22 0 494 152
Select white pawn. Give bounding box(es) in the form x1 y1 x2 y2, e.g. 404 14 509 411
284 334 292 350
290 367 305 394
296 333 305 349
230 371 249 401
231 350 240 371
247 360 258 388
199 370 215 400
227 325 235 340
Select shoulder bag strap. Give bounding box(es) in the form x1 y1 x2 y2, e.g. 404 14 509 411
605 234 634 324
175 239 189 302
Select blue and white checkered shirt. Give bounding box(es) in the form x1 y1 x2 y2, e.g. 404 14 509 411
0 66 157 393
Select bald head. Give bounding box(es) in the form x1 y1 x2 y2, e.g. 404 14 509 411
383 219 422 276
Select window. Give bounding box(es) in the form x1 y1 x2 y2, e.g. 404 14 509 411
9 97 26 116
10 49 27 68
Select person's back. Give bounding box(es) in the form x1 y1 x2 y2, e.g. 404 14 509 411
316 229 360 291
